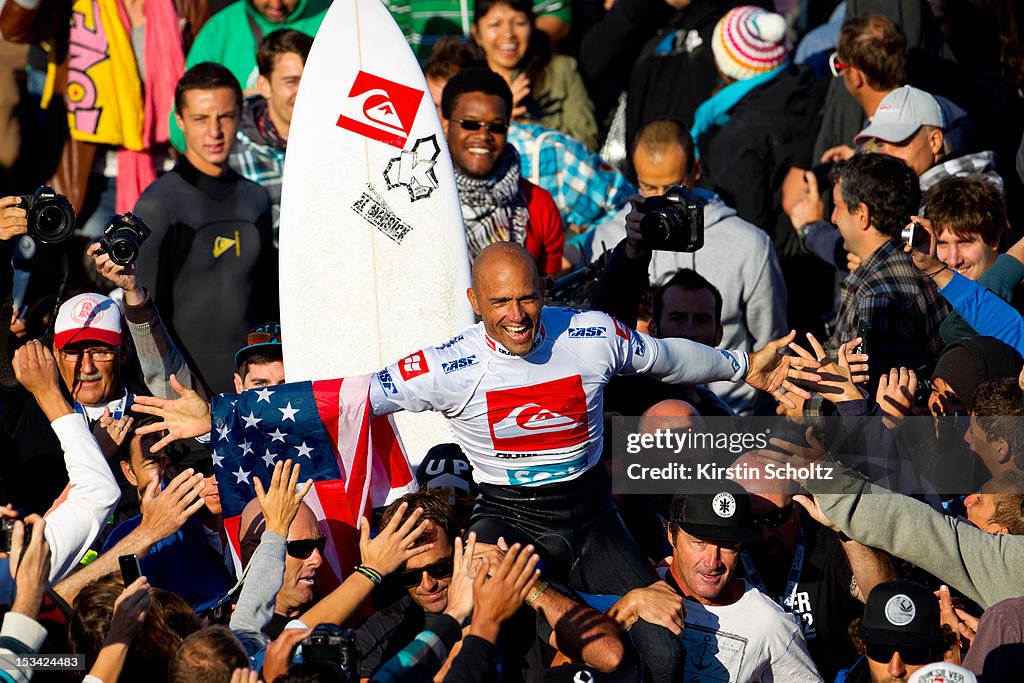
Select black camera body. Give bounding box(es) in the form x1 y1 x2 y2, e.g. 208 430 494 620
296 624 359 680
0 518 30 553
20 186 76 244
97 212 151 266
638 184 705 252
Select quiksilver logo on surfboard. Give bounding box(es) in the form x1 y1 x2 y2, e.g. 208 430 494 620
336 71 423 149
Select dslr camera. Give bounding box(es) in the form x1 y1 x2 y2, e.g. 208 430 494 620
97 212 151 266
637 185 705 252
19 186 76 244
294 624 359 680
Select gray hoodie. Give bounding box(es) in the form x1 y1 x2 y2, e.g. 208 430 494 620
589 190 788 414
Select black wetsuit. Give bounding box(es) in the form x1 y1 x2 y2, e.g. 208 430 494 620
134 157 278 394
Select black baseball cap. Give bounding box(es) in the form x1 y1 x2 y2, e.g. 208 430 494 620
668 480 758 543
415 443 477 496
234 322 283 369
859 580 942 649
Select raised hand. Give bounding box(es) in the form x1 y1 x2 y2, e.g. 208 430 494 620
746 331 822 409
262 627 310 683
876 367 917 431
785 333 866 404
88 242 141 300
444 532 478 623
358 502 431 577
469 542 541 641
131 374 212 452
99 406 135 447
13 340 62 399
107 577 152 644
903 216 954 288
11 515 50 619
138 468 205 544
254 460 314 537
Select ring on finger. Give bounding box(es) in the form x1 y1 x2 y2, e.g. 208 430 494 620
778 385 788 395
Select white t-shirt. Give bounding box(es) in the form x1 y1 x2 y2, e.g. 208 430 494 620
369 306 749 486
681 580 823 683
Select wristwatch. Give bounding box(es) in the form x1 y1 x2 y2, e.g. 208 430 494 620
797 222 813 242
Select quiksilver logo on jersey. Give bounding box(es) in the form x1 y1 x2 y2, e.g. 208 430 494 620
486 376 588 451
213 231 241 258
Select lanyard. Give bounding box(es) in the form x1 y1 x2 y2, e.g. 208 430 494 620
740 527 805 612
74 388 131 423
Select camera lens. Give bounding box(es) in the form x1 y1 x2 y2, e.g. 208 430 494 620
36 206 66 240
109 237 137 266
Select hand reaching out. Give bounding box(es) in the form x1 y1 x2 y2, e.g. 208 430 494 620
746 331 822 409
358 502 431 577
107 577 152 644
444 532 479 623
785 333 866 403
138 468 205 544
469 541 541 642
99 407 135 447
131 374 212 452
876 367 917 431
255 460 313 537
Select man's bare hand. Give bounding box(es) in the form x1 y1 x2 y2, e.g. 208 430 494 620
107 577 152 644
793 493 839 533
470 541 541 642
0 195 27 241
608 581 685 635
99 406 135 447
754 427 829 487
11 515 50 619
787 171 825 229
131 374 211 451
88 242 141 298
359 502 431 577
746 331 822 409
819 145 855 164
254 460 313 537
786 334 866 404
13 340 61 398
262 627 309 683
138 468 205 544
876 367 917 431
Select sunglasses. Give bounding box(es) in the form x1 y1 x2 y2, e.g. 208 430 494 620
452 119 508 135
187 457 216 477
752 501 795 529
393 558 454 588
829 52 850 78
864 643 935 666
286 536 327 559
242 324 282 349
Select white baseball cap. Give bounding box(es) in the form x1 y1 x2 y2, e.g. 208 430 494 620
854 86 944 144
54 293 122 349
907 662 977 683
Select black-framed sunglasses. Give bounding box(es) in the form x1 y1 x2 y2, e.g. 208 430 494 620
286 536 327 559
864 642 934 666
393 558 454 588
190 457 216 477
452 119 508 135
751 501 795 529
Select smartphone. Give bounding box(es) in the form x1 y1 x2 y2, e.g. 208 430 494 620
119 554 142 586
855 319 871 356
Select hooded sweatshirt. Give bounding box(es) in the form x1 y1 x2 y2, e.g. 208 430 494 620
169 0 329 150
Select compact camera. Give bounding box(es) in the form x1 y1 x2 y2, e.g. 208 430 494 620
295 624 359 680
638 185 705 252
901 221 929 252
19 186 76 244
97 212 151 266
0 518 30 553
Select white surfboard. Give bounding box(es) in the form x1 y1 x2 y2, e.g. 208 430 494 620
279 0 473 462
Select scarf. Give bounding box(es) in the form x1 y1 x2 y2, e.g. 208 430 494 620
455 146 530 258
689 62 789 158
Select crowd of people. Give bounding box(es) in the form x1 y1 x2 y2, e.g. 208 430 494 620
1 0 1024 681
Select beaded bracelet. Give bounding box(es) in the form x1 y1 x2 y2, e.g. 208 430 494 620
354 565 383 585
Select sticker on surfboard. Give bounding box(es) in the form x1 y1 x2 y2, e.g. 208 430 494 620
335 71 424 148
384 135 440 202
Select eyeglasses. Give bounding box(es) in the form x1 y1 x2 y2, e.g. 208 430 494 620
190 458 216 477
393 558 454 588
452 119 508 135
829 52 850 78
864 643 935 666
751 501 795 529
59 347 117 362
286 536 327 559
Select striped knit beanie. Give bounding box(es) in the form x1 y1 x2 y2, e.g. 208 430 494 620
712 6 789 82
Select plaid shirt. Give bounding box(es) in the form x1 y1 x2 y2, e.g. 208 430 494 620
229 130 285 247
806 240 949 417
508 122 634 231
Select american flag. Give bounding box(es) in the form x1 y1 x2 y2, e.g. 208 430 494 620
211 376 416 589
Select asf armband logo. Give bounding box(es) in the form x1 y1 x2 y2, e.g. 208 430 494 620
486 376 588 451
336 71 423 149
